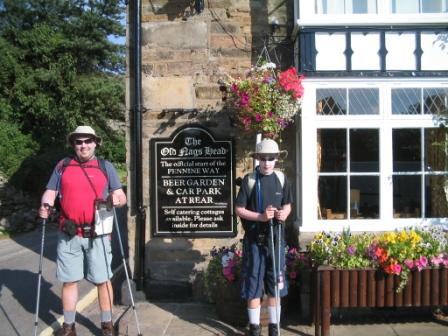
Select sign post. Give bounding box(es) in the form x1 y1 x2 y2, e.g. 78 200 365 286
150 124 235 237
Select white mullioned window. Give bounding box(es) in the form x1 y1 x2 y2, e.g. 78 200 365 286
299 79 448 232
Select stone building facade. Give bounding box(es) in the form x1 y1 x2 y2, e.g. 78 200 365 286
125 0 299 299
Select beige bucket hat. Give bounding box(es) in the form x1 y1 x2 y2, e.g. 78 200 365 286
67 125 102 146
250 139 287 158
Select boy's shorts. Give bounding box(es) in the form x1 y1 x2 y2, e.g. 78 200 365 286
240 237 288 300
56 232 113 284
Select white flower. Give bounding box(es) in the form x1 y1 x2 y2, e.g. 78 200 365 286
258 62 277 71
221 252 234 267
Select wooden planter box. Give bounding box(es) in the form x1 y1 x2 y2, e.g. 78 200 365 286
313 266 448 336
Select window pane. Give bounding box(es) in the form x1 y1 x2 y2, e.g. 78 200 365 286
350 129 379 172
317 89 347 115
425 175 448 217
392 0 419 13
318 129 347 172
425 128 448 171
317 0 345 14
393 175 421 218
392 88 421 115
423 88 448 114
349 88 379 115
350 176 379 219
318 176 347 219
393 129 421 172
352 0 377 13
422 0 445 13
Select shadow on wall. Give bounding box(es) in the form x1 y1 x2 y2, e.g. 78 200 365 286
250 0 295 68
144 237 206 301
148 0 202 21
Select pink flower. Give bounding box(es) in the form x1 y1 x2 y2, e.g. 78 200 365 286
242 116 252 127
404 259 415 269
289 271 297 280
238 93 249 107
415 256 428 271
255 114 263 122
430 255 443 266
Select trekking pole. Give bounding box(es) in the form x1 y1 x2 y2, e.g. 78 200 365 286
269 218 281 336
112 207 142 336
277 221 283 336
34 203 49 336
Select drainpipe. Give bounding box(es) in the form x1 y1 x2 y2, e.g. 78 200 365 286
130 0 145 290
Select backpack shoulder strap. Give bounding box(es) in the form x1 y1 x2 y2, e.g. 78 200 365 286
97 157 108 180
274 170 285 188
247 171 257 195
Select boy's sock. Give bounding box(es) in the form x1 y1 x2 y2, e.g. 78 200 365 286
248 306 261 325
268 304 281 324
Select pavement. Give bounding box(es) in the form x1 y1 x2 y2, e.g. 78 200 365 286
40 280 448 336
115 300 448 336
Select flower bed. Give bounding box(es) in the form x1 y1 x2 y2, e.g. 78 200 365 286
203 243 310 326
309 226 448 291
308 226 448 336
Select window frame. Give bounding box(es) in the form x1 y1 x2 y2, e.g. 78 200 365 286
299 78 448 232
295 0 448 27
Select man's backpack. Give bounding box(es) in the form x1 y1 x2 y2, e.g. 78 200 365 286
246 170 285 195
60 157 108 180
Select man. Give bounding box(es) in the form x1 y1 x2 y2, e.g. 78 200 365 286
38 125 126 336
235 139 293 336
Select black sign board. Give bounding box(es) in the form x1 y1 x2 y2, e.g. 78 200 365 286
150 124 236 237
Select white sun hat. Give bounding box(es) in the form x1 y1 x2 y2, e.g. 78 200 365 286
250 139 287 157
67 125 102 146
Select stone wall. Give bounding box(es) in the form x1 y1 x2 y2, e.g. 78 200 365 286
126 0 297 300
0 174 38 234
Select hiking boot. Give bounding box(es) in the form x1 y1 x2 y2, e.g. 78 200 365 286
56 323 76 336
248 324 261 336
101 321 116 336
268 323 278 336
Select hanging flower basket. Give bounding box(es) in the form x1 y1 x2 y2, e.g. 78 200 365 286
221 63 304 140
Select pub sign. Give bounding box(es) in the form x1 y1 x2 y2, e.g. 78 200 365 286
150 124 236 237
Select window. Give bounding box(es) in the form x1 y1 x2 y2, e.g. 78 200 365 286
300 82 448 231
317 88 379 115
316 0 377 14
391 0 448 13
393 128 448 218
318 129 380 220
392 88 448 115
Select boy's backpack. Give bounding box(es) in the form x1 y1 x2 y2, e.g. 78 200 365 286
246 170 285 195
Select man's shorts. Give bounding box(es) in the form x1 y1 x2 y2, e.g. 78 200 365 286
240 236 288 300
56 232 113 284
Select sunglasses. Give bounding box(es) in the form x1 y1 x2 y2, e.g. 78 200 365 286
259 157 277 162
74 138 94 145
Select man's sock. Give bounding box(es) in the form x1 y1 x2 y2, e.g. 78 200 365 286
63 310 76 325
268 305 281 324
248 306 261 325
100 310 112 323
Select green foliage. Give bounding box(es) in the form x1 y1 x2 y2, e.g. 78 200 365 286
0 121 39 178
0 0 126 187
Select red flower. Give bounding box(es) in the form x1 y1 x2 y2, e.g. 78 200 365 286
279 67 304 99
